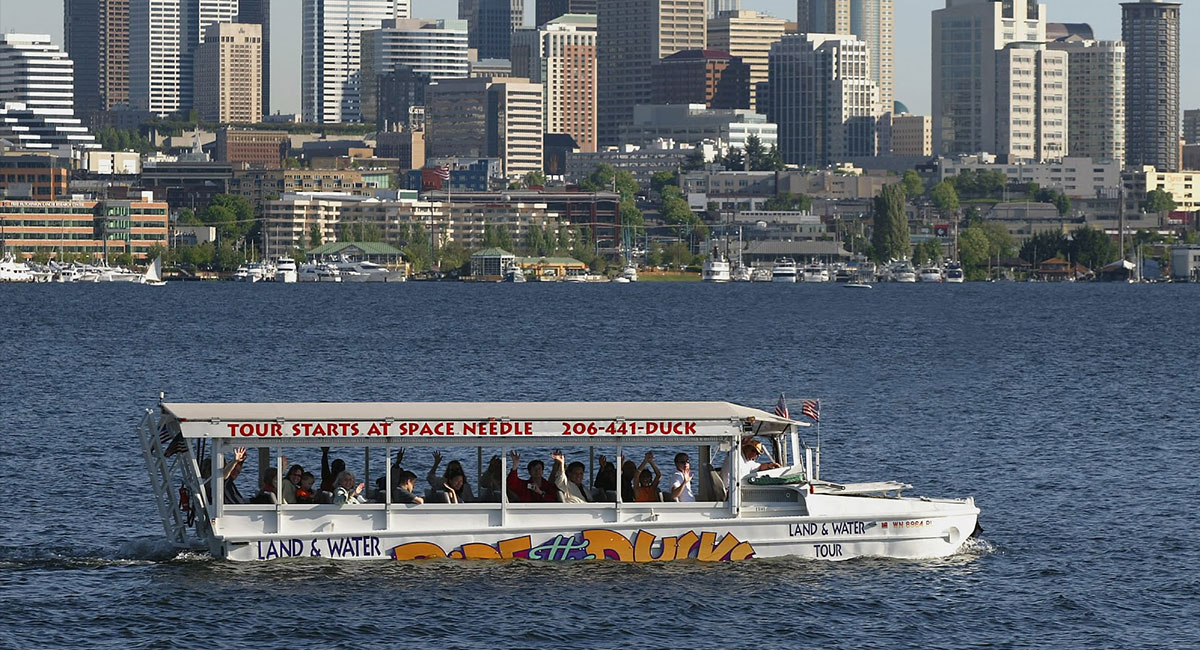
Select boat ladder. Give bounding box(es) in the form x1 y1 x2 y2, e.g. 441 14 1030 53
136 406 214 551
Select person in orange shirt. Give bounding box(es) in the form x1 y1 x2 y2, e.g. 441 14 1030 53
633 451 663 502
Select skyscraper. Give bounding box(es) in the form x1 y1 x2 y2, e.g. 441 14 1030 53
302 0 407 124
766 33 880 166
129 0 184 117
707 0 740 19
459 0 518 60
994 43 1067 163
425 77 544 177
180 0 239 110
707 9 787 111
361 19 470 128
535 0 597 27
798 0 892 116
597 0 706 147
194 22 262 123
512 14 598 152
1049 38 1125 164
64 0 130 114
1122 0 1181 171
651 50 750 110
0 34 97 150
237 0 271 115
932 0 1048 158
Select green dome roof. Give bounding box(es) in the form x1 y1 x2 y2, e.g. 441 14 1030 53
893 101 910 115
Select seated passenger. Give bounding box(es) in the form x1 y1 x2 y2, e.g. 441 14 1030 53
391 470 424 505
428 452 476 503
320 447 346 493
668 453 695 502
478 455 503 502
620 458 638 502
634 452 663 502
202 446 248 505
332 470 366 505
593 455 617 500
281 462 304 504
251 467 279 504
375 449 407 497
551 451 590 503
296 471 316 504
506 451 557 502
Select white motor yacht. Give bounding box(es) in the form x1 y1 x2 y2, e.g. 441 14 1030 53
890 260 917 283
802 262 830 283
771 258 798 283
275 257 298 283
0 254 34 282
620 264 638 282
918 266 943 283
97 265 142 282
298 262 342 282
702 256 732 282
944 263 965 283
732 266 753 282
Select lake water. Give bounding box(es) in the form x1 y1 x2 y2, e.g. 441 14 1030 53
1 282 1197 648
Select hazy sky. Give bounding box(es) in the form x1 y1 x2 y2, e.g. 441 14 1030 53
0 0 1195 116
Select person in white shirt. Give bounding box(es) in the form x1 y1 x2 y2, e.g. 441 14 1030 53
669 452 696 502
721 438 783 487
550 451 590 503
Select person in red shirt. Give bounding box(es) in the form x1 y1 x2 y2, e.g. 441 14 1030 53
505 451 558 502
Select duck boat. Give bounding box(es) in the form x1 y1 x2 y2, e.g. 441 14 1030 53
137 399 980 563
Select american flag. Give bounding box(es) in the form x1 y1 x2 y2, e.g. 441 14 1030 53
433 165 450 181
801 399 820 422
774 393 789 419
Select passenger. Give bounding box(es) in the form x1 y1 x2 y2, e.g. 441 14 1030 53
593 455 617 500
428 452 476 503
391 470 424 505
505 451 557 502
478 455 503 502
620 458 638 503
252 468 278 504
296 471 316 504
320 447 346 493
281 461 304 504
375 449 407 497
332 470 366 505
634 452 663 502
668 453 695 502
201 446 248 504
551 451 590 503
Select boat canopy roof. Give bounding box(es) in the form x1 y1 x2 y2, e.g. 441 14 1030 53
161 401 805 440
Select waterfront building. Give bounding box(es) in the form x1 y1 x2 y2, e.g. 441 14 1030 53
932 0 1048 158
797 0 893 120
706 10 787 112
0 154 71 200
619 104 776 156
215 127 289 168
0 193 168 260
1048 38 1124 164
511 14 598 153
597 0 706 147
360 19 470 128
1122 0 1181 172
230 168 390 210
236 0 272 115
766 34 880 167
302 0 408 124
535 0 597 26
651 50 750 111
64 0 129 114
1122 166 1200 218
425 77 544 178
193 23 263 124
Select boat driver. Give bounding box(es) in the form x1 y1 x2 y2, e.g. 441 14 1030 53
723 438 782 485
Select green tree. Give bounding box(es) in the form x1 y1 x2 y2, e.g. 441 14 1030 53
901 170 925 199
113 252 134 268
177 208 203 226
521 225 545 255
1020 231 1070 265
650 170 677 195
1053 192 1071 217
962 206 982 227
496 224 514 251
620 197 644 229
481 222 498 248
1067 225 1117 270
870 184 909 262
1145 189 1177 225
664 241 692 269
721 147 745 170
764 192 811 212
958 226 991 273
762 145 785 171
309 224 323 249
647 241 665 267
930 181 959 219
681 146 707 171
438 239 470 271
979 221 1015 260
912 239 942 265
213 242 243 272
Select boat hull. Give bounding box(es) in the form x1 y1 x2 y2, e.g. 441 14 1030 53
216 497 978 562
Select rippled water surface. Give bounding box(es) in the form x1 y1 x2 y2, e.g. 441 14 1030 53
1 282 1198 649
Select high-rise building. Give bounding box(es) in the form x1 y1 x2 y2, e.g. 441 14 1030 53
460 0 523 59
237 0 271 115
512 14 598 152
1184 109 1200 145
302 0 408 124
1049 38 1124 164
194 22 262 124
64 0 130 114
129 0 183 117
707 10 787 111
535 0 597 27
597 0 706 147
651 50 750 110
180 0 239 111
0 34 98 150
886 114 932 157
1122 0 1181 171
994 43 1067 163
766 33 880 167
932 0 1048 158
798 0 892 119
425 77 544 177
707 0 740 19
360 19 470 128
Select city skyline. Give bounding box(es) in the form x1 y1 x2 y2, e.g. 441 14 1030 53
0 0 1196 120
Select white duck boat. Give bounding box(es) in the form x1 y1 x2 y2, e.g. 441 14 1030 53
138 399 982 563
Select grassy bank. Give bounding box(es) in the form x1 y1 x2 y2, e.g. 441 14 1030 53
639 271 702 282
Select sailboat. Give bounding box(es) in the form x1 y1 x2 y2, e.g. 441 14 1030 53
142 255 166 286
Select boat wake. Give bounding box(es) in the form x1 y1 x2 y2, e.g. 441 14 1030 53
958 535 998 557
0 537 200 569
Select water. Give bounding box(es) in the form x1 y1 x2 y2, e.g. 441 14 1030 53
1 282 1197 648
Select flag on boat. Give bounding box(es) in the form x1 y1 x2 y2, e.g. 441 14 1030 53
801 399 820 422
774 393 789 419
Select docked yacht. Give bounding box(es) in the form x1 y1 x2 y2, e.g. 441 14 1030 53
771 258 799 283
750 267 773 282
802 262 830 283
732 266 753 282
890 260 917 283
0 254 33 282
944 263 965 283
233 262 269 283
97 265 143 282
298 262 342 282
275 257 298 283
702 253 732 283
504 265 527 283
918 266 943 283
620 264 638 282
